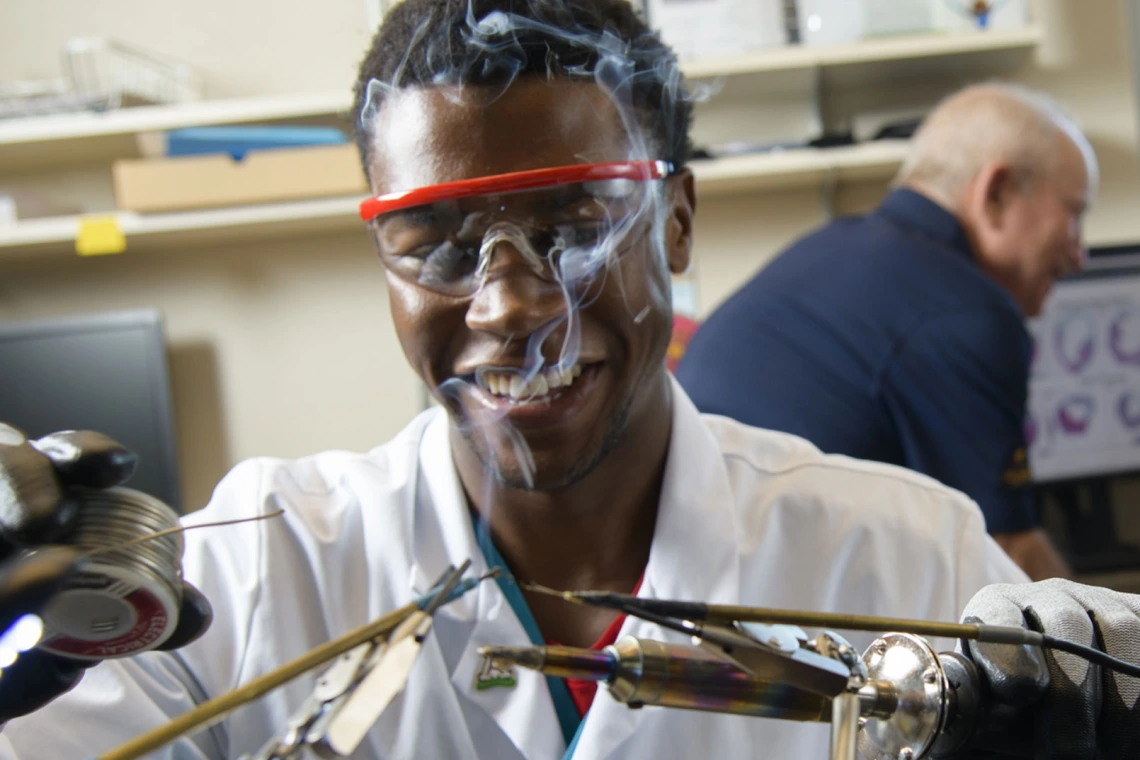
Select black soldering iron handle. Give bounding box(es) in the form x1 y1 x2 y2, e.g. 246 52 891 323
930 652 1034 759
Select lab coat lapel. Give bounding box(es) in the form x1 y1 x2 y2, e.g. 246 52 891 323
409 410 566 760
643 380 742 607
570 380 743 759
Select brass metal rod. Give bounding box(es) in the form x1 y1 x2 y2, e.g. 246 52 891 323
530 586 1040 645
700 605 978 640
97 602 419 760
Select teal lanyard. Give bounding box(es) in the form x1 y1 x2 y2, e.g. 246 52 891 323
562 719 586 759
472 515 584 752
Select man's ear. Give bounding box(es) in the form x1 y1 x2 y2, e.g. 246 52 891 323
664 169 696 276
973 162 1021 231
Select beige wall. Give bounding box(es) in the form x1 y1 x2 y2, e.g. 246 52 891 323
0 231 419 512
1 0 1139 511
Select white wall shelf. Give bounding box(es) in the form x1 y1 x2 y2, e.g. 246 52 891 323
0 26 1040 173
0 195 364 258
681 25 1043 80
0 92 353 172
693 140 909 196
0 142 912 258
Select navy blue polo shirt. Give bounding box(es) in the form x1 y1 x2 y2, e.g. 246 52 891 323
676 188 1038 533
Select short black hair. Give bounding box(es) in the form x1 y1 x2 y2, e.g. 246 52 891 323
352 0 692 172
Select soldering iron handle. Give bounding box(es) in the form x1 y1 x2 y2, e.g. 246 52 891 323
930 652 1033 759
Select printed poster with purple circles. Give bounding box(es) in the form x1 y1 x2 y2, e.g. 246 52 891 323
1026 273 1140 481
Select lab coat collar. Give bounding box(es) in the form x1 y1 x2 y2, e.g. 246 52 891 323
570 378 742 759
410 410 566 760
642 377 742 607
407 377 742 759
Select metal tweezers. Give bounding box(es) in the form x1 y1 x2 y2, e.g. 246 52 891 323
245 562 470 760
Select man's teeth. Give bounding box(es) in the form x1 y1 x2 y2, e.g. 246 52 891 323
480 364 584 400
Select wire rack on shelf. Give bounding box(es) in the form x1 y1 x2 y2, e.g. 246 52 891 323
0 38 202 120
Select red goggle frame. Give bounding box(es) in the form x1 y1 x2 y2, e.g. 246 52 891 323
358 159 673 223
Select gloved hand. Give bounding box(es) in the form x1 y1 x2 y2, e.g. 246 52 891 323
0 423 213 722
960 579 1140 759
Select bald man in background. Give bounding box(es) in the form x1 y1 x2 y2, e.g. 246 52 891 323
677 83 1095 580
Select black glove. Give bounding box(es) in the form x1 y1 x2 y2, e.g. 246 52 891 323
0 424 213 722
960 579 1140 759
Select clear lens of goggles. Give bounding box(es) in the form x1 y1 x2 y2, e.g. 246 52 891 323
369 178 655 297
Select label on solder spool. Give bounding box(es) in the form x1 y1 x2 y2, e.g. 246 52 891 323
36 561 179 661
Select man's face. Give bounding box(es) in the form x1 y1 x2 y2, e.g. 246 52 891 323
981 137 1090 317
365 79 690 490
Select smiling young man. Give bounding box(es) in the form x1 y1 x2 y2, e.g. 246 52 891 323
0 3 1072 759
367 74 690 650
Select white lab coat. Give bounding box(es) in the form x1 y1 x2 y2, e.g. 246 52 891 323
1 381 1026 760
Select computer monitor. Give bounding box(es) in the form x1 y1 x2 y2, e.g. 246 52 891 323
1027 245 1140 483
0 309 182 511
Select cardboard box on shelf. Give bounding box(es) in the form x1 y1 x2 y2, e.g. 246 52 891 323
112 143 368 213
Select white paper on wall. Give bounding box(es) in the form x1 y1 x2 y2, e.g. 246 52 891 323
932 0 1029 32
1027 273 1140 482
796 0 865 47
671 276 699 317
862 0 937 37
794 0 1028 48
644 0 788 61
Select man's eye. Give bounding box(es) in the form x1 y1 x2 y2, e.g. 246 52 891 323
582 178 637 199
416 240 481 281
554 197 613 222
550 222 605 249
374 202 466 252
407 239 476 261
403 239 452 260
374 223 447 257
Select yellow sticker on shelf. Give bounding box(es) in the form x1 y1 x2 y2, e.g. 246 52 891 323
76 216 126 256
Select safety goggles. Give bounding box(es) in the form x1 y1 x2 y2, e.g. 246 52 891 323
360 160 673 297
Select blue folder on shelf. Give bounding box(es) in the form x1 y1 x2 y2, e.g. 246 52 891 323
165 126 348 160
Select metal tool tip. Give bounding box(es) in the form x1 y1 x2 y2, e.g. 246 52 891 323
477 645 545 671
518 581 584 604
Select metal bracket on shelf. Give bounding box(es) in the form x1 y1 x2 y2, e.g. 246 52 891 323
819 166 839 221
808 64 825 141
